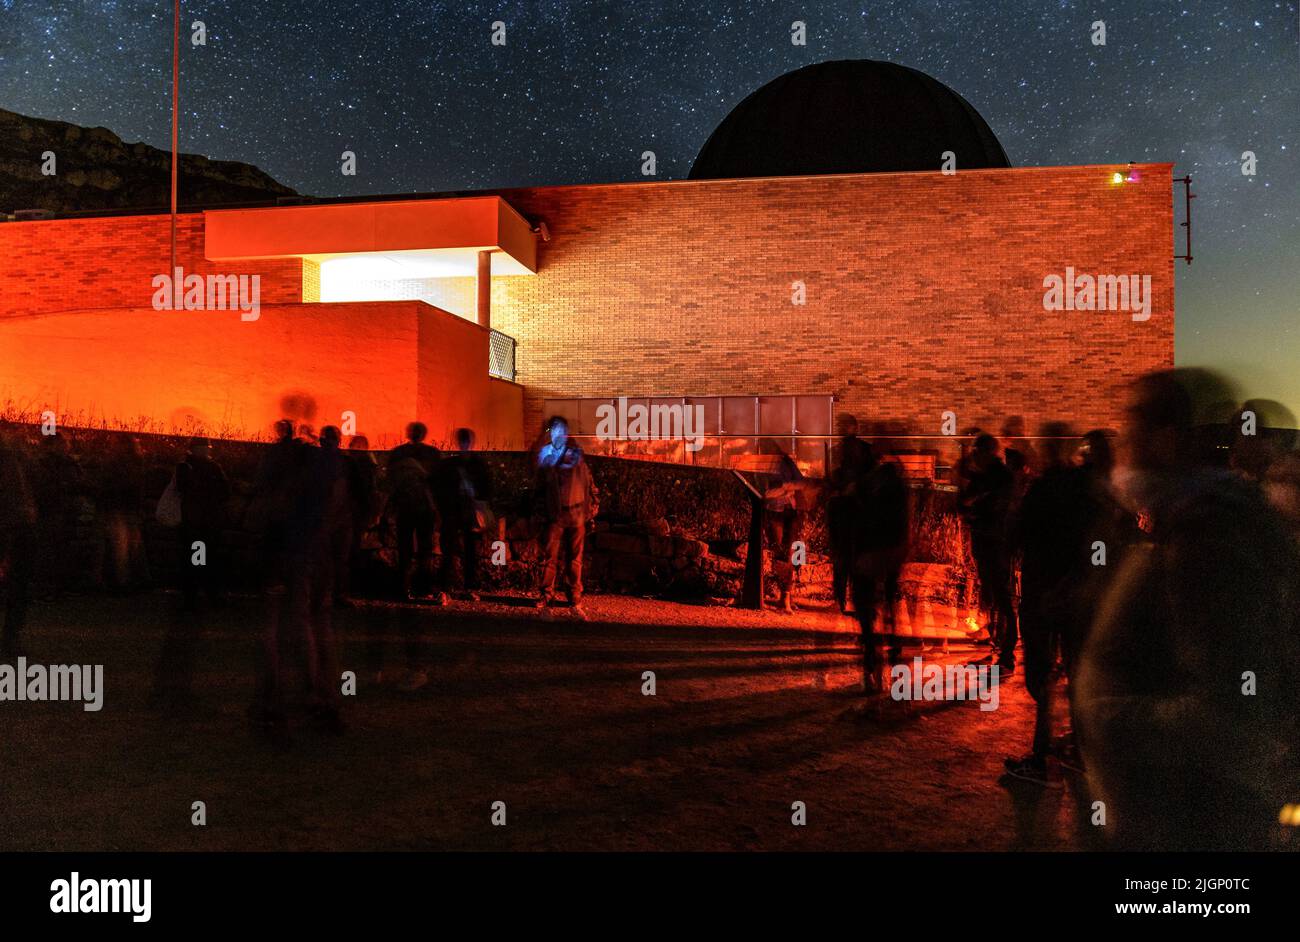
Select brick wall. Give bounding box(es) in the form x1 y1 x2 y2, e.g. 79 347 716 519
0 212 304 319
486 164 1175 436
0 164 1175 446
0 300 522 449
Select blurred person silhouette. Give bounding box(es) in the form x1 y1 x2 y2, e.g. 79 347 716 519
435 427 493 603
1003 422 1091 785
250 419 306 736
336 434 380 607
253 419 301 584
386 421 441 601
1077 429 1115 478
756 438 807 613
535 416 598 619
530 414 564 468
1263 452 1300 545
174 436 229 612
151 436 229 715
1074 369 1299 850
1000 415 1039 476
98 435 150 593
1057 428 1140 762
849 446 910 693
316 426 356 613
270 426 350 737
1229 399 1297 483
958 433 1017 671
827 414 874 615
33 432 86 599
0 432 37 657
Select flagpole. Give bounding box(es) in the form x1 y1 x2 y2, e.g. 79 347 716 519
170 0 179 285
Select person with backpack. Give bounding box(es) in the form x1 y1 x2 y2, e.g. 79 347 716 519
386 422 440 602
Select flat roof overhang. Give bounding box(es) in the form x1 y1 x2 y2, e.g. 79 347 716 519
203 195 537 275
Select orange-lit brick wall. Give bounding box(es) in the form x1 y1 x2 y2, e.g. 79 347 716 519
0 165 1173 447
0 300 523 449
0 212 305 319
486 164 1175 436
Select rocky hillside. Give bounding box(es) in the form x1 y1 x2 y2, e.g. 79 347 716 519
0 107 297 213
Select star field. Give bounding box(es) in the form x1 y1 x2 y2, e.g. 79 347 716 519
0 0 1296 409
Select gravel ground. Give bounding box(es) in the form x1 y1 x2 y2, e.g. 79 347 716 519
0 591 1096 851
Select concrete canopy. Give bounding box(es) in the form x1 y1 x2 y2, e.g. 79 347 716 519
203 195 538 275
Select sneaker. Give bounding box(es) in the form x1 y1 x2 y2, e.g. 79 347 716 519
1002 755 1057 787
396 669 429 693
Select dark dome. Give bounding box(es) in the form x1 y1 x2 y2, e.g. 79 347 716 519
689 60 1010 180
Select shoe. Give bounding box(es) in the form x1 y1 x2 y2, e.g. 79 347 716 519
1052 738 1086 773
534 596 550 610
433 592 449 607
396 669 429 692
1002 755 1057 787
571 603 589 622
1056 750 1085 774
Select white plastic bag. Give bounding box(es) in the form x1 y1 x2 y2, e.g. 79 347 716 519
155 472 182 528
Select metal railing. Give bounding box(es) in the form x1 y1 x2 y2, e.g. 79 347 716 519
488 329 516 381
569 434 1088 484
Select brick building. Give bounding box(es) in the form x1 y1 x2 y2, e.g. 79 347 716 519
0 162 1174 459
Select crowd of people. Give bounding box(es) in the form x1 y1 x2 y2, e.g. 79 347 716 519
2 368 1298 848
0 414 598 733
820 369 1300 849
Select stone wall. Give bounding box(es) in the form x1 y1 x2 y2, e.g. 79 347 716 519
14 427 973 608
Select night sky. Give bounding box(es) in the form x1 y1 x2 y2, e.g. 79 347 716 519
1 1 1296 412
